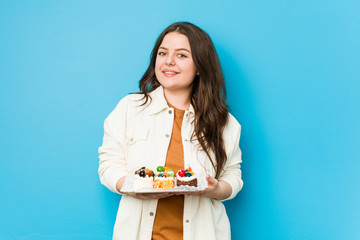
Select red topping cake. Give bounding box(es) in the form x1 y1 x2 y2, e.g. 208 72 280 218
176 167 198 187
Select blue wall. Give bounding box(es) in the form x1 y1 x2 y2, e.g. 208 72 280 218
1 0 359 239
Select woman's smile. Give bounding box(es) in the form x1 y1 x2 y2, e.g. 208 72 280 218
155 32 197 94
162 68 180 77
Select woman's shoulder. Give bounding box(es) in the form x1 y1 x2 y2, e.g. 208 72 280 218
115 92 147 109
223 112 241 142
106 93 149 119
227 112 241 129
119 92 145 103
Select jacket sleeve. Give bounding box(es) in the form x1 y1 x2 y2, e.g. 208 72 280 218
98 98 131 194
218 116 244 201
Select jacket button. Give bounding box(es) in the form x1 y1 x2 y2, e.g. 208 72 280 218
150 212 154 216
165 134 170 138
185 113 188 117
186 219 189 223
168 110 172 114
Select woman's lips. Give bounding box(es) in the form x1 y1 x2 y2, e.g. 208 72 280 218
162 70 179 77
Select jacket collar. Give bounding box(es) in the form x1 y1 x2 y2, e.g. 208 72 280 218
147 86 195 116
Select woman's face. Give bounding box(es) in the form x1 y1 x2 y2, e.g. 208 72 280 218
155 32 198 95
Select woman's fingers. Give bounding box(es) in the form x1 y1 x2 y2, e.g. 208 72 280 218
205 174 219 188
183 175 220 198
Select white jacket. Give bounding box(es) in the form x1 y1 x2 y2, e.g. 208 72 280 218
98 86 243 240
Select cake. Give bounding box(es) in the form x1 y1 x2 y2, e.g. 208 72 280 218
153 166 175 189
176 167 198 187
133 167 155 190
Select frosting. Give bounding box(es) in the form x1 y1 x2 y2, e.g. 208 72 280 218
176 175 196 181
133 175 153 190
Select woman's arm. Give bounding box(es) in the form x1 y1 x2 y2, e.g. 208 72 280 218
188 115 243 201
98 98 131 194
216 116 244 200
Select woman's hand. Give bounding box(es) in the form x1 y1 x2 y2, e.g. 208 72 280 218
187 174 232 200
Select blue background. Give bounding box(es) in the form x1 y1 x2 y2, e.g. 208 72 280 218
1 0 359 239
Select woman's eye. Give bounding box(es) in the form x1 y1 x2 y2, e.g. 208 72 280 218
178 53 187 58
158 52 166 56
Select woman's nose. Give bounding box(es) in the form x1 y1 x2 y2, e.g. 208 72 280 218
165 54 175 66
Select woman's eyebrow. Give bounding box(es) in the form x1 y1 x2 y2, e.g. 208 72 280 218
159 46 191 53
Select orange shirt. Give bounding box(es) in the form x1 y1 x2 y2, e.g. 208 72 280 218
152 105 185 240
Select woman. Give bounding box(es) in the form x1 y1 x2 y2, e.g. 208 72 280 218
98 22 243 240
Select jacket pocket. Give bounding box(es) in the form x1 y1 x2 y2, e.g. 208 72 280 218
127 127 149 145
126 128 149 169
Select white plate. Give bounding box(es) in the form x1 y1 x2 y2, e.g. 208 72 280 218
121 175 208 193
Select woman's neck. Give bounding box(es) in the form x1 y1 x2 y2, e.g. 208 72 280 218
163 88 191 110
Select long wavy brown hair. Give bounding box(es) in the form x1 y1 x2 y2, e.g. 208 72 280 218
138 22 229 179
